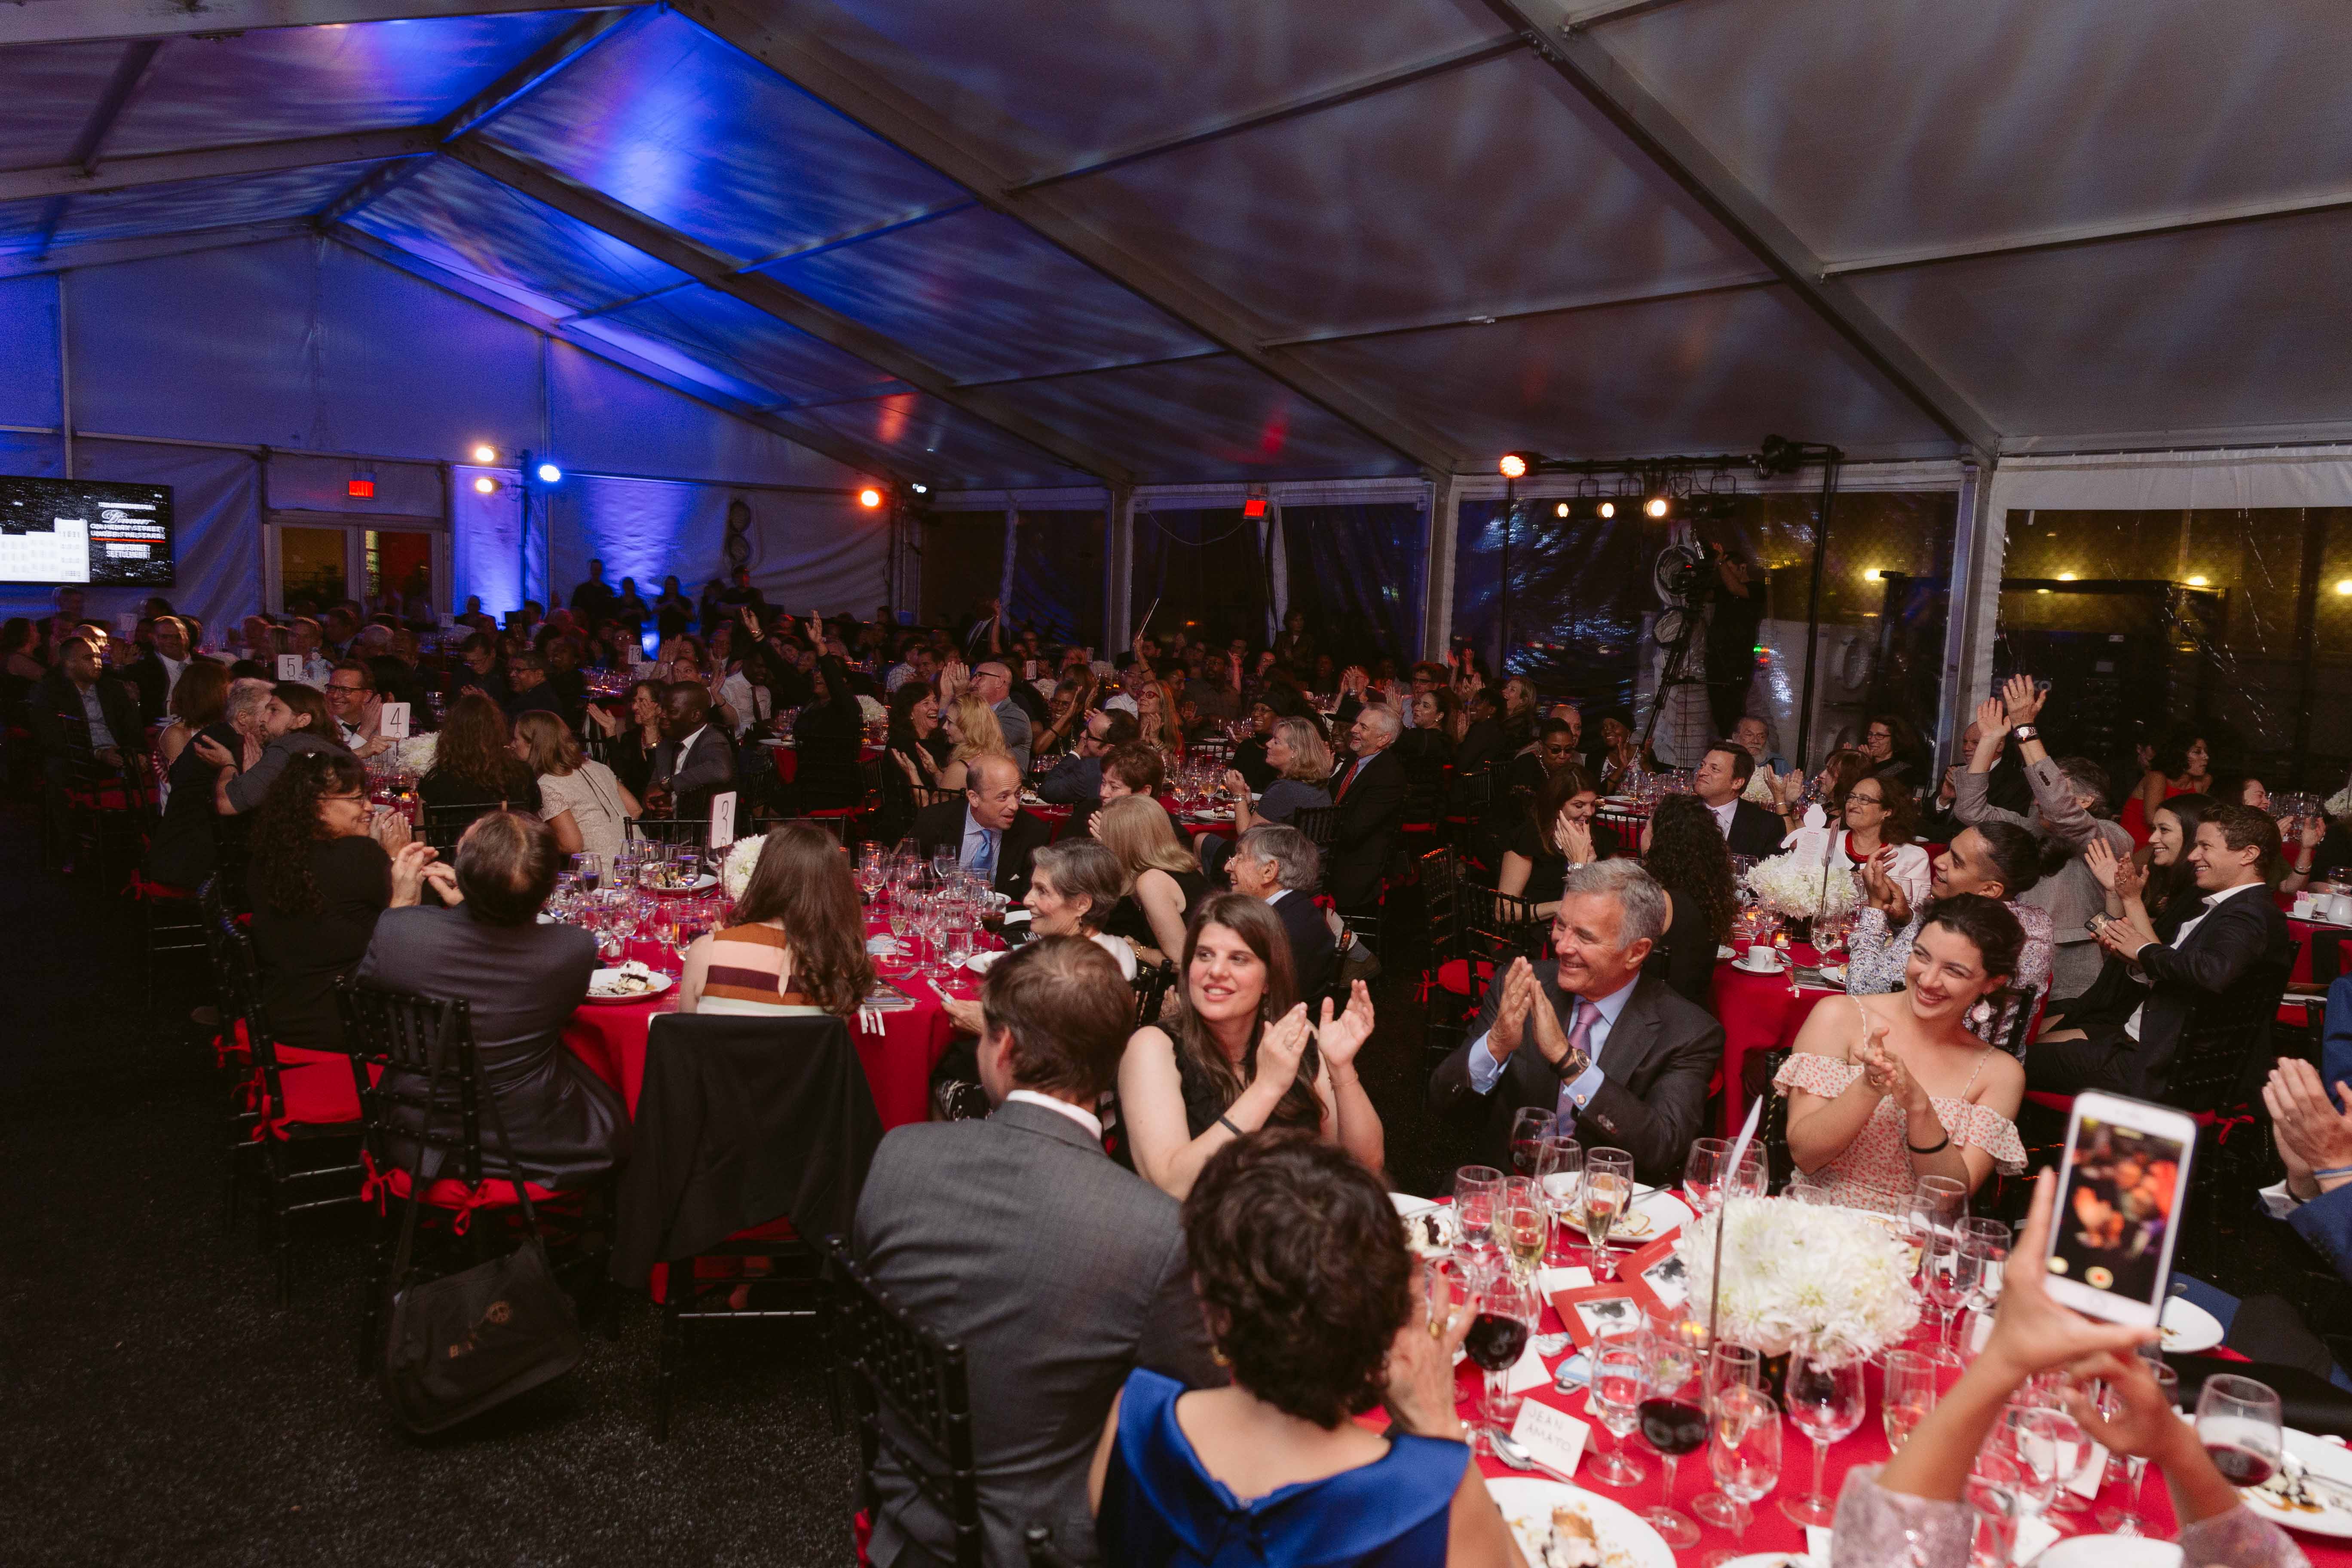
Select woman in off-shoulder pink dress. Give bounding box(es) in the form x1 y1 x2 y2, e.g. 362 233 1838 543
1775 894 2028 1213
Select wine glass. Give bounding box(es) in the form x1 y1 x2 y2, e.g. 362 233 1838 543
1584 1333 1651 1488
1780 1341 1865 1525
1906 1173 1968 1282
1638 1314 1708 1548
1692 1342 1762 1531
1956 1216 2010 1353
1496 1176 1548 1281
1453 1166 1504 1262
1582 1148 1635 1280
1703 1386 1781 1568
2003 1403 2088 1524
1534 1137 1583 1266
574 852 602 898
1966 1449 2028 1568
1682 1138 1730 1216
2099 1355 2180 1534
1508 1107 1557 1178
2196 1374 2285 1488
1464 1262 1540 1452
1923 1230 1983 1347
1882 1349 1942 1453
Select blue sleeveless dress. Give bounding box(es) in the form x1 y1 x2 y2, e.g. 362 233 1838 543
1097 1369 1468 1567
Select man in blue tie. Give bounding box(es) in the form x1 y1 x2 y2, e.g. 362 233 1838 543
1427 859 1721 1185
913 750 1049 901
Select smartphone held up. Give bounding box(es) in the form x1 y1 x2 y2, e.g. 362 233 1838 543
2040 1090 2195 1326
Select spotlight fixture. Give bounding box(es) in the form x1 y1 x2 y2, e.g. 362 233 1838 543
2056 571 2077 582
910 482 929 495
857 487 883 509
1597 499 1615 519
536 462 562 484
471 443 498 464
1498 452 1531 479
2337 580 2352 597
1644 496 1671 519
1554 502 1569 519
472 475 499 495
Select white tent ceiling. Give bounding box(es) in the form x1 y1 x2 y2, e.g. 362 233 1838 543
4 0 2348 490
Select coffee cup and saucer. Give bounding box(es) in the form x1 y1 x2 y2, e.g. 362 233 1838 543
1733 946 1785 974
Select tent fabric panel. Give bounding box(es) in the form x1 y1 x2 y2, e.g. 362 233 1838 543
784 393 1093 490
591 285 907 407
479 7 965 267
1007 509 1106 650
763 207 1214 384
1450 496 1652 714
348 155 694 316
782 0 1507 172
1286 285 1956 463
1057 51 1762 339
1282 501 1425 671
1849 204 2352 443
103 14 589 159
1596 0 2352 265
0 273 61 427
559 315 785 410
543 338 867 490
0 41 131 172
1131 506 1267 655
981 356 1419 484
0 161 395 256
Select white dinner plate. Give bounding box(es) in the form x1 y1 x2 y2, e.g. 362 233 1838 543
1816 963 1847 986
2035 1537 2183 1568
1712 1556 1819 1568
644 873 719 895
2158 1295 2225 1354
1390 1191 1439 1218
964 949 1007 974
1715 945 1737 961
1608 1188 1693 1246
585 968 673 1004
1485 1477 1673 1568
2242 1428 2352 1537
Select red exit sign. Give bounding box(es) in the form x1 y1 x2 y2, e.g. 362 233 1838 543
348 478 375 498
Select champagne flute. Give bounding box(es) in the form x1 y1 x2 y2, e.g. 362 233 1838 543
1496 1176 1548 1280
1507 1106 1557 1178
1682 1137 1730 1216
1582 1148 1634 1280
2099 1356 2180 1534
1703 1387 1781 1568
1534 1136 1583 1266
1453 1166 1505 1263
1780 1341 1865 1525
1882 1349 1942 1452
1584 1333 1651 1488
2196 1374 2285 1488
1692 1343 1762 1531
1638 1315 1709 1548
1956 1216 2010 1354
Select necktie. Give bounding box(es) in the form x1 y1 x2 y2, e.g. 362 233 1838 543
1336 758 1363 801
973 828 998 879
1558 997 1599 1129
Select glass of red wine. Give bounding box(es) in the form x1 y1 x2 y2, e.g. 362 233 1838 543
1463 1265 1540 1455
1638 1315 1709 1549
1507 1107 1556 1179
2196 1374 2284 1488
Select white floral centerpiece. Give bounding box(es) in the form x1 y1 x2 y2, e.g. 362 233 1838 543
1677 1199 1920 1364
856 694 887 724
1743 848 1861 923
394 733 438 772
722 831 767 900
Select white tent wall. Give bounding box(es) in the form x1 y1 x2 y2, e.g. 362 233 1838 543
0 236 882 633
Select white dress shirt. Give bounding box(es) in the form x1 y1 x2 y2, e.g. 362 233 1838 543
1708 797 1737 837
1003 1089 1103 1140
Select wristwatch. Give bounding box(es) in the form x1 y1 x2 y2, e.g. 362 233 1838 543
2010 724 2039 742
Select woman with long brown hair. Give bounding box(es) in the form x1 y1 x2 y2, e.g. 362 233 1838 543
677 822 876 1019
420 690 540 812
1117 893 1383 1200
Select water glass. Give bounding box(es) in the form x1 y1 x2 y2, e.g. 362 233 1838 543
1703 1387 1780 1568
1780 1342 1865 1526
1682 1138 1730 1215
1923 1231 1983 1347
1453 1166 1504 1261
2099 1357 2180 1534
1585 1336 1651 1488
1692 1342 1763 1531
1907 1174 1969 1280
1534 1137 1583 1264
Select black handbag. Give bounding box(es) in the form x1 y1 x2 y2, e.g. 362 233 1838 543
379 1022 584 1434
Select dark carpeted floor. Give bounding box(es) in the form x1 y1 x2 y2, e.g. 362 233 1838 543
0 810 1473 1566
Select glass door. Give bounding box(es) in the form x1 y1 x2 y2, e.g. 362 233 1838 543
278 526 351 614
268 515 448 619
367 529 435 622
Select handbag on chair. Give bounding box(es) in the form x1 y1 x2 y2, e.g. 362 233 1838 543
379 1023 584 1434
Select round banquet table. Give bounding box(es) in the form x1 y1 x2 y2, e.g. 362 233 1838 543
560 922 962 1130
1712 942 1843 1138
1020 797 1239 844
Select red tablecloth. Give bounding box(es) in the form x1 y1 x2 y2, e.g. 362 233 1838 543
758 741 885 788
1712 944 1842 1137
1021 799 1237 844
560 931 957 1130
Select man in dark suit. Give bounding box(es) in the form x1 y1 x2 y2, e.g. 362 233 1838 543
122 613 193 723
2030 802 2294 1103
646 682 735 821
1033 709 1136 811
1694 741 1785 860
853 937 1221 1567
1430 859 1721 1185
1231 823 1335 1003
31 631 148 783
912 752 1051 902
1324 704 1409 917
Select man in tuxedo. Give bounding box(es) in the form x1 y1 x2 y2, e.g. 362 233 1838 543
1231 824 1335 1003
912 752 1050 902
853 937 1221 1568
646 682 736 821
123 613 193 723
2030 802 2294 1102
1695 741 1784 859
1325 703 1409 918
1429 859 1721 1185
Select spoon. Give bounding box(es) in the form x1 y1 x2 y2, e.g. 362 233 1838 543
1490 1430 1579 1488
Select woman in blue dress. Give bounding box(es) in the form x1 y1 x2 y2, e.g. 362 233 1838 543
1087 1132 1527 1567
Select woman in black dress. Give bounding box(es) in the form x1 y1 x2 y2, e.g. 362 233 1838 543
1091 795 1209 965
146 661 238 889
1497 764 1618 911
421 692 542 814
1229 699 1281 792
791 654 866 812
1639 792 1739 1008
586 679 665 799
246 750 444 1050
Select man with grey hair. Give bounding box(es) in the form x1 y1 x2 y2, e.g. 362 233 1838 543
1231 824 1334 1001
1430 858 1721 1183
968 659 1033 771
1325 701 1408 918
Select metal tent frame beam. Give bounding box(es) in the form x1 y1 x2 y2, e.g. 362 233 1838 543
1481 0 2002 456
0 217 313 279
0 128 436 204
441 137 1136 485
1823 184 2352 275
0 0 643 49
674 0 1466 476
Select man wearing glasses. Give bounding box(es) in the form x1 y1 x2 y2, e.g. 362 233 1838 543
325 661 393 759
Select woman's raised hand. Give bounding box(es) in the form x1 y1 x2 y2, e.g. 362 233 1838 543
2083 836 2120 891
1316 982 1376 1070
1253 1002 1313 1091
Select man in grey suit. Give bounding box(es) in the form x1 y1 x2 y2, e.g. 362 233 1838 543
1429 859 1721 1186
969 659 1033 772
852 937 1220 1568
645 681 735 821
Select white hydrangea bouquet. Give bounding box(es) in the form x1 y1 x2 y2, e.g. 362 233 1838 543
394 733 438 771
1678 1200 1920 1363
1743 848 1861 923
857 694 887 724
722 831 766 900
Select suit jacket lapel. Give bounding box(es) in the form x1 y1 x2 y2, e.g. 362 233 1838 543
1595 977 1662 1087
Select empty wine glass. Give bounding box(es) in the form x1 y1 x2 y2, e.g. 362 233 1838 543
1682 1138 1730 1216
1907 1173 1969 1282
1780 1341 1865 1525
1956 1215 2011 1352
1534 1136 1583 1266
1923 1230 1983 1347
1703 1386 1781 1568
2099 1356 2180 1534
1582 1148 1635 1280
1584 1333 1651 1488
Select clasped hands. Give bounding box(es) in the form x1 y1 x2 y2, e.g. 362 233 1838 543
1851 1009 1929 1114
2264 1057 2352 1199
1481 957 1588 1080
1250 981 1378 1090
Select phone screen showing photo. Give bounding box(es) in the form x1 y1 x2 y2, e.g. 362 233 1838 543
2049 1114 2187 1308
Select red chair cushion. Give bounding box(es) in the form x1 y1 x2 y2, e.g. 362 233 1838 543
358 1150 570 1233
2022 1090 2076 1113
254 1048 362 1136
1434 958 1492 996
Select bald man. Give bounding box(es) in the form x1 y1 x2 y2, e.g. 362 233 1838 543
911 751 1052 901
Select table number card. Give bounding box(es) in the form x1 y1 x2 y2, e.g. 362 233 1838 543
708 790 737 850
276 654 303 681
378 702 410 739
1509 1396 1592 1479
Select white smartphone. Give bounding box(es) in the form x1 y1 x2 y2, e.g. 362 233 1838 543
2040 1090 2196 1326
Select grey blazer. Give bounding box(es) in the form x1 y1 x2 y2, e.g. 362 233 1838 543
1954 756 2134 1000
851 1098 1222 1568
